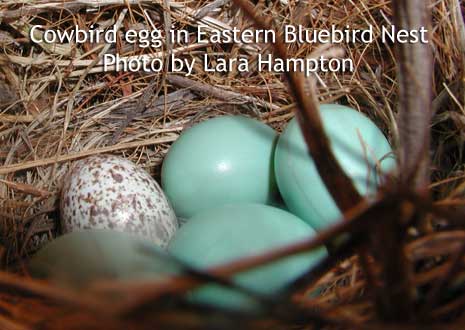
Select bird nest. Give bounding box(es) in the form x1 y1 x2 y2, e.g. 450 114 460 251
0 0 465 329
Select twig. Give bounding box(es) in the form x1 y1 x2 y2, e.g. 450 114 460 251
450 0 465 108
0 314 30 330
419 240 465 318
371 0 434 321
0 179 50 198
393 0 433 188
0 136 177 175
223 1 363 213
110 5 172 145
194 0 229 19
166 74 280 112
0 271 105 311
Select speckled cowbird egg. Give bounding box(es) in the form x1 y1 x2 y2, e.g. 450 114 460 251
60 155 178 248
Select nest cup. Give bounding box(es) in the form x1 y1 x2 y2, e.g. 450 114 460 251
0 0 464 329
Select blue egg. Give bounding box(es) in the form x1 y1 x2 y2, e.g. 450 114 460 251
29 230 179 289
168 204 327 312
162 116 279 219
274 104 395 231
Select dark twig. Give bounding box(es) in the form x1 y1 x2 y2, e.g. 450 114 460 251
419 240 465 319
393 0 433 188
230 0 363 213
166 74 280 112
369 0 434 321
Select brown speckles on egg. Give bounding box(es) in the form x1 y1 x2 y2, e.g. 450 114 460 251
146 198 154 208
109 169 124 183
83 195 93 204
131 197 138 209
60 154 178 248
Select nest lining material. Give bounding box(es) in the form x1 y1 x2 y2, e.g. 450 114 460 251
0 0 464 329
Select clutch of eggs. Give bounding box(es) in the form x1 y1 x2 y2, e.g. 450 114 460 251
36 106 393 307
60 154 178 248
162 115 279 220
274 104 396 231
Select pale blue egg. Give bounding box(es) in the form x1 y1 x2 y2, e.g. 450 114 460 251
275 104 395 231
162 116 279 219
29 230 179 289
167 204 327 312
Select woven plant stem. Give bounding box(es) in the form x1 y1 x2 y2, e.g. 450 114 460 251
371 0 433 321
231 0 362 213
393 0 433 188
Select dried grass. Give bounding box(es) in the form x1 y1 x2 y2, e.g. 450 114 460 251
0 0 464 329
